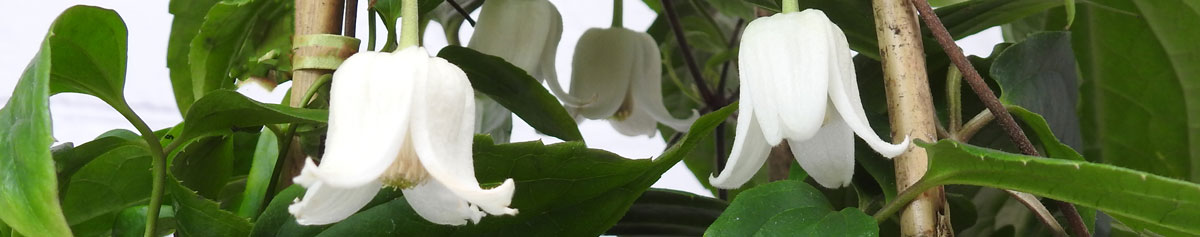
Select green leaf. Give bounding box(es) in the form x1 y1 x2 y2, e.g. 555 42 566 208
990 31 1083 150
1072 0 1200 182
167 0 223 113
0 11 70 237
705 180 833 236
704 0 757 20
169 175 252 236
188 0 292 102
316 103 738 236
921 140 1200 235
932 0 1063 42
60 144 152 232
756 208 877 236
236 131 279 219
171 137 236 199
251 186 331 237
52 130 141 190
111 205 175 237
178 90 326 145
437 46 584 141
605 189 728 236
45 6 128 106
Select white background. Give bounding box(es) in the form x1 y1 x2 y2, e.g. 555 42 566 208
0 0 1002 198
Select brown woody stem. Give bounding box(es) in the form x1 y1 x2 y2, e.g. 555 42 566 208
908 0 1090 236
870 0 952 235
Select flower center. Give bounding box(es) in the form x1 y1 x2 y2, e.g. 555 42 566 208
380 141 431 189
612 92 635 120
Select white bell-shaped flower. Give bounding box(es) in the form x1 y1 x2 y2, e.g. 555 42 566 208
288 47 517 226
467 0 563 142
710 9 910 189
554 27 699 137
468 0 561 81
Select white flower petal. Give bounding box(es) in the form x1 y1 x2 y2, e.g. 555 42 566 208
310 50 419 188
567 28 637 119
534 2 563 81
608 100 658 137
787 106 855 188
410 57 518 217
739 13 830 145
822 18 911 158
628 32 698 132
402 180 487 225
710 95 773 189
468 0 558 78
289 170 383 225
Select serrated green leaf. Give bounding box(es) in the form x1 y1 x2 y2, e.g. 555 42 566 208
795 208 877 236
236 131 279 219
188 0 292 102
167 0 223 113
0 9 69 237
920 140 1200 235
437 46 583 141
52 129 141 191
169 175 252 236
177 90 326 146
1073 0 1200 182
990 31 1083 150
171 137 235 200
705 180 833 236
45 6 128 107
60 145 152 232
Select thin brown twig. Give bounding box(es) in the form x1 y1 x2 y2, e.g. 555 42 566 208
661 0 720 108
909 0 1090 236
717 18 745 98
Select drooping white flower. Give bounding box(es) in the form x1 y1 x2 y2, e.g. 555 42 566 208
468 0 561 82
288 47 517 226
553 27 699 137
710 9 910 189
467 0 563 142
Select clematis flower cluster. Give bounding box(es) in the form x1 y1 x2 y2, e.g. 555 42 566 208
710 9 910 189
288 47 517 226
466 0 563 142
553 27 699 137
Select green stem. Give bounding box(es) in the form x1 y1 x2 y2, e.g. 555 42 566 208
947 65 963 134
874 180 938 223
612 0 623 28
399 0 419 49
262 74 333 204
368 8 377 51
782 0 799 13
111 101 166 237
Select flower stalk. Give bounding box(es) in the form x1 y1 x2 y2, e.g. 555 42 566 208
399 0 419 49
612 0 623 28
781 0 799 13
